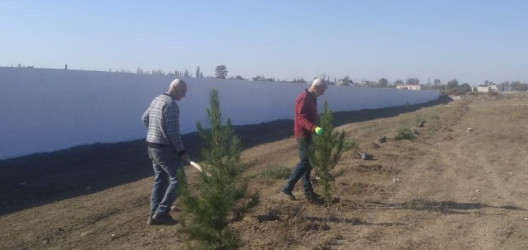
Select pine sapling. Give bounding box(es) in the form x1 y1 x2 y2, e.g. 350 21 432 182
178 89 259 250
309 101 353 205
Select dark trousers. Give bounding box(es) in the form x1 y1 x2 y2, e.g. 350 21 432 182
148 147 184 215
281 138 313 195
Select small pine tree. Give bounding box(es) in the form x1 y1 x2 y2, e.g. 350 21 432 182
178 89 258 249
309 101 355 206
394 127 416 140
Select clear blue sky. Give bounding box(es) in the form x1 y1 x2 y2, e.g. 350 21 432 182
1 0 527 85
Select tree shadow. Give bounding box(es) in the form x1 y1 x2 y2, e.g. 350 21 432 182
0 95 451 216
364 199 525 215
254 208 405 226
303 215 405 227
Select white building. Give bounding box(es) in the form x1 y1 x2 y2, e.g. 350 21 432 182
476 86 490 92
396 84 421 90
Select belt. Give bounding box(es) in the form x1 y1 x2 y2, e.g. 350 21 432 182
147 142 171 148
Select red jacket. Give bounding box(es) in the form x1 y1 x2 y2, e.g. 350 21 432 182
294 89 317 138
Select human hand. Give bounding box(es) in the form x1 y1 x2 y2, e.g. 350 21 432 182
314 126 323 136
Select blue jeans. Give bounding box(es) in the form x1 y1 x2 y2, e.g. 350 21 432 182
148 147 185 215
282 138 313 196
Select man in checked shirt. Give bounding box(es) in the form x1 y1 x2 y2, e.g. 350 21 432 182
142 79 190 225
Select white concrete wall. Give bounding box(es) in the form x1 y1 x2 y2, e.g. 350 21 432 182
0 67 439 159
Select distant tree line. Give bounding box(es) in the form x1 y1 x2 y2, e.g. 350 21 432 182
481 80 528 92
11 64 34 69
135 66 204 78
7 63 528 93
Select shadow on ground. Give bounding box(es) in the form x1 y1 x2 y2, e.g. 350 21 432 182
0 95 451 216
362 200 525 215
303 215 405 227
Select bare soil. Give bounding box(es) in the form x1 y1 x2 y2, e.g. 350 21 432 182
2 93 528 249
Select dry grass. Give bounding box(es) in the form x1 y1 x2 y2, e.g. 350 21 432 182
3 93 528 249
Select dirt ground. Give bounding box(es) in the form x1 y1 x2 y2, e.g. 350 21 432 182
2 93 528 249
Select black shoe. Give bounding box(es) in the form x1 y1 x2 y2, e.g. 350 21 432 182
280 190 296 200
147 214 161 225
309 191 320 198
152 213 178 225
304 191 320 201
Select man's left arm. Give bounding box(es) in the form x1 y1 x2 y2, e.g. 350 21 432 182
141 108 150 128
296 97 317 132
165 104 186 156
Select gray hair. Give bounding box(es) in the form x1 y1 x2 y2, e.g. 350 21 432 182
169 78 186 90
168 79 187 94
311 78 327 89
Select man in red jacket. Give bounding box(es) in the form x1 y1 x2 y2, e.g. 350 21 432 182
281 78 327 201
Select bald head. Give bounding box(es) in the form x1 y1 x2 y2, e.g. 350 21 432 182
308 78 327 97
168 79 187 100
